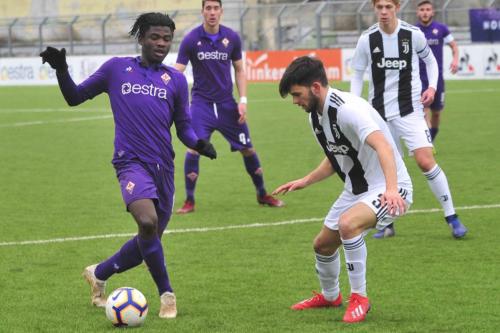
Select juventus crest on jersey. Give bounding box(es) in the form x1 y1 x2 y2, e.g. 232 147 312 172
352 19 435 120
310 88 412 195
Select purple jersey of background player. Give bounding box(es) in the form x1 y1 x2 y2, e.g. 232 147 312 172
176 24 242 103
417 21 451 84
62 56 198 170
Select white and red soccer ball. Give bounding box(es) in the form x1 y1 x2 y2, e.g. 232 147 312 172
105 287 148 327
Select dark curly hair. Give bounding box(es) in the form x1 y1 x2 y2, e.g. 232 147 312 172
129 12 176 39
279 56 328 98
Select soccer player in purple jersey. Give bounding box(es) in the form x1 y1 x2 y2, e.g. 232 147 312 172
416 0 459 142
40 12 216 319
174 0 284 214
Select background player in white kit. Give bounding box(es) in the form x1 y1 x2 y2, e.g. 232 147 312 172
275 56 412 323
350 0 467 239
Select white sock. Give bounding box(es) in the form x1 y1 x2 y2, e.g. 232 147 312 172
342 235 367 297
423 164 456 217
315 251 341 301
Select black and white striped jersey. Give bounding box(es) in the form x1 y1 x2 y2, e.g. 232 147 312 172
310 88 412 195
351 19 435 120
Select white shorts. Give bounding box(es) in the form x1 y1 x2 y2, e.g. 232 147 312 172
387 112 433 156
324 186 413 231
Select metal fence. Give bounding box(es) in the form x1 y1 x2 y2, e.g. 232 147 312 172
1 0 499 57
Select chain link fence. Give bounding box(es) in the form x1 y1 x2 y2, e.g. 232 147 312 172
1 0 499 57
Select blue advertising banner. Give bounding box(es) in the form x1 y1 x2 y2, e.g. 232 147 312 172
469 8 500 42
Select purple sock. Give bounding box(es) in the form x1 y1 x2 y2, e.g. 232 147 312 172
137 236 172 295
184 152 200 202
430 127 438 141
95 236 143 281
243 154 266 197
157 209 171 239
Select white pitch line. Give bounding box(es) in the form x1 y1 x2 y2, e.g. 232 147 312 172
249 88 500 102
0 115 113 128
0 203 499 247
0 108 109 114
0 87 497 113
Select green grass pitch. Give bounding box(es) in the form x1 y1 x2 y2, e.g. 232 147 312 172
0 80 499 332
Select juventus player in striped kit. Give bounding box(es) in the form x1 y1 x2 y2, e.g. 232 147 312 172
350 0 467 239
275 56 412 323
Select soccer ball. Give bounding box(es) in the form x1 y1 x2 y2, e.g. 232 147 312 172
105 287 148 327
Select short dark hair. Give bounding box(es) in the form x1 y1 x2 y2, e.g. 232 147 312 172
129 12 176 39
372 0 400 5
417 0 433 7
279 56 328 98
202 0 222 8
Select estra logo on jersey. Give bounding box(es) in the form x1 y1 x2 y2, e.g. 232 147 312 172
197 50 229 61
121 82 167 100
376 57 408 70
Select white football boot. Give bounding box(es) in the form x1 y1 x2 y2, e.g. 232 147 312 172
159 292 177 319
82 264 107 307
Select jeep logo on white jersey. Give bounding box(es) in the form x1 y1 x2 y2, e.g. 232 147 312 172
121 82 167 100
376 58 407 70
326 142 349 155
197 51 229 61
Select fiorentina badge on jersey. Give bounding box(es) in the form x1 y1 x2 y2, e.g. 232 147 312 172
432 28 439 35
126 181 135 194
222 37 229 48
161 73 171 85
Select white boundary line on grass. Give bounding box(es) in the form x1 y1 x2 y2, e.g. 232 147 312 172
1 203 499 247
0 115 113 128
0 108 110 113
1 88 498 116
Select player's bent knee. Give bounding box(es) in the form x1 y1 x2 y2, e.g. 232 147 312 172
313 236 336 255
337 217 359 239
414 149 436 172
416 156 436 172
136 217 158 237
240 148 255 157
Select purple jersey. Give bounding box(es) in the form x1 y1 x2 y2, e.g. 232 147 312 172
416 21 453 81
58 56 198 171
176 24 242 103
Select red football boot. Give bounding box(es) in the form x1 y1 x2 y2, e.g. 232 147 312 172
176 200 195 214
291 291 342 310
257 194 285 207
342 293 371 323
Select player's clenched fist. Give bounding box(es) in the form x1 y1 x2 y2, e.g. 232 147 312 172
40 46 68 73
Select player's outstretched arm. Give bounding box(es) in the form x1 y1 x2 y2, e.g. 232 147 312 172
365 131 407 216
40 46 91 106
40 46 68 73
272 157 335 195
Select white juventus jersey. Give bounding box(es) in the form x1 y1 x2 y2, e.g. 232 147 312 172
352 19 435 120
310 88 412 195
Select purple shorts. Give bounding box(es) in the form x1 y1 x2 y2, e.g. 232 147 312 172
114 160 174 232
190 99 253 151
421 77 445 111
